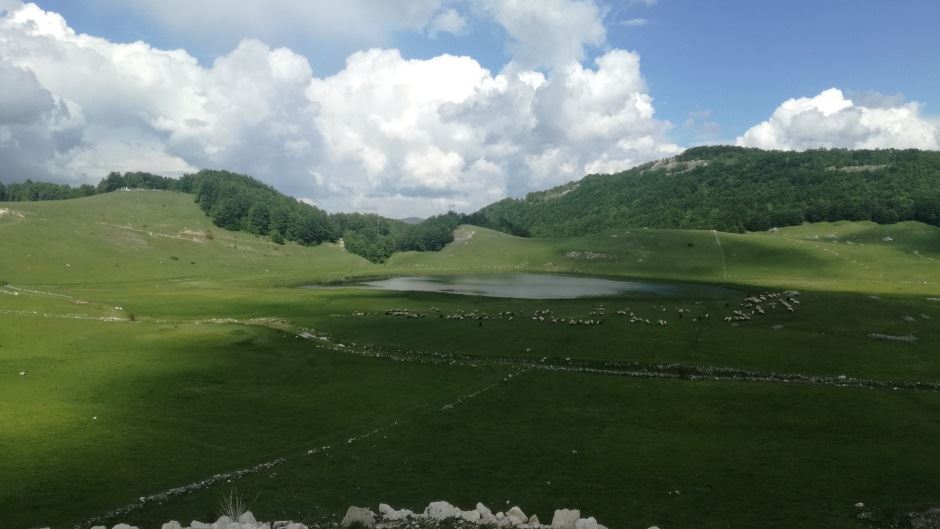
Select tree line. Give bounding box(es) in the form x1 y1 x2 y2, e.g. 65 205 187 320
2 170 462 263
6 147 940 259
467 146 940 236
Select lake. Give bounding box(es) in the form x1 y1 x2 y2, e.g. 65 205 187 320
311 273 739 299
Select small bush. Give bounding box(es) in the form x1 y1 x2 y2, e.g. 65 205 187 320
127 313 136 322
206 231 214 240
271 231 285 245
0 279 9 286
169 255 179 261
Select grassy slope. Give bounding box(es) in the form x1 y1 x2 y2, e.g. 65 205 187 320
2 191 940 528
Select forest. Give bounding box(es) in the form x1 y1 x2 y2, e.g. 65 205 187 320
466 146 940 236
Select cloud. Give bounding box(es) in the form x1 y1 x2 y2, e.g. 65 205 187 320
737 88 940 151
427 8 469 37
620 18 649 27
0 2 678 217
96 0 448 48
485 0 606 70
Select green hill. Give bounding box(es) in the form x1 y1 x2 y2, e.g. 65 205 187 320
467 146 940 237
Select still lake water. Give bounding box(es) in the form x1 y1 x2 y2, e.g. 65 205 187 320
315 273 738 300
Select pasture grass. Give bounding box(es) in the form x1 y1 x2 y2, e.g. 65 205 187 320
2 191 940 528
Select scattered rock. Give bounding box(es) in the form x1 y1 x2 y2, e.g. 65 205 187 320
161 522 183 529
238 512 258 525
379 503 414 521
341 506 376 527
565 251 610 260
424 501 459 521
574 517 601 529
552 509 581 529
506 506 528 525
868 333 918 343
459 509 482 523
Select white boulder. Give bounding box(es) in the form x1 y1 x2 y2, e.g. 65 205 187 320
575 517 599 529
191 522 211 529
424 501 459 520
161 523 183 529
477 503 498 525
460 509 482 523
341 506 376 527
507 506 528 525
238 512 257 525
212 516 233 529
552 509 581 529
113 524 139 529
379 503 414 521
529 514 541 525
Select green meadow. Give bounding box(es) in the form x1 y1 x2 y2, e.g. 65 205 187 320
2 191 940 529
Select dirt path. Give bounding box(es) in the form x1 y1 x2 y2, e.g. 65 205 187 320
712 230 727 278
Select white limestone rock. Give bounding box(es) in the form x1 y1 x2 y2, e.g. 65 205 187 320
341 506 376 527
477 503 498 525
575 517 599 529
191 522 211 529
113 524 139 529
459 509 482 523
212 516 233 529
424 501 459 520
551 509 581 529
529 514 541 525
238 512 257 525
161 523 183 529
507 506 528 525
379 503 414 521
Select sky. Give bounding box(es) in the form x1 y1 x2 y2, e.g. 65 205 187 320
1 0 938 217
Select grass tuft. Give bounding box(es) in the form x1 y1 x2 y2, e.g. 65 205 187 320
217 486 255 521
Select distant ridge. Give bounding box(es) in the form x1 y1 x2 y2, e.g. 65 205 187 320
465 146 940 237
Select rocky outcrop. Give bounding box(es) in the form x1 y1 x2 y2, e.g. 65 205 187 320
76 502 612 529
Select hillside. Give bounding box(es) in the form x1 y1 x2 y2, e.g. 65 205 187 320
467 146 940 237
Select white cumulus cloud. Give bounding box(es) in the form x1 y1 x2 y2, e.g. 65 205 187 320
737 88 940 151
0 1 678 217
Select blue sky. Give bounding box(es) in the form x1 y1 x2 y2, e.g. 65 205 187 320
2 0 939 216
31 0 940 144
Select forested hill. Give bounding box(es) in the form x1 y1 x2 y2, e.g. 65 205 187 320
465 146 940 237
1 170 461 263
